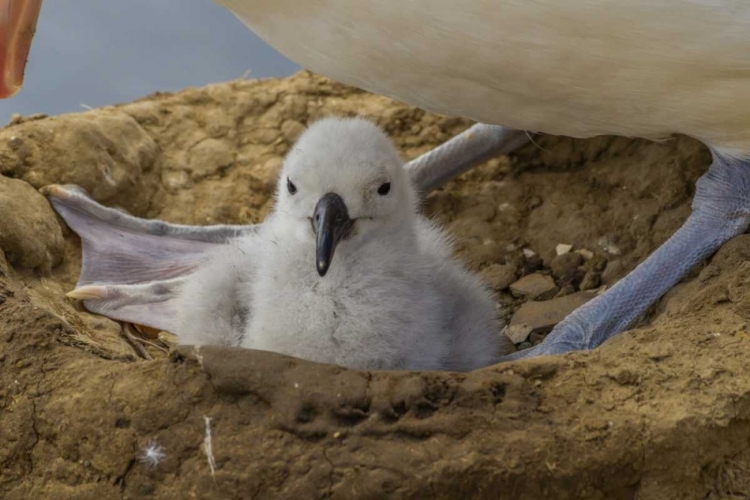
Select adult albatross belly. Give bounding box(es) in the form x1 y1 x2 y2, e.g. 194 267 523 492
218 0 750 360
218 0 750 155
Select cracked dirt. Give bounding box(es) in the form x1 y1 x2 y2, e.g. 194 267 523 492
1 71 750 499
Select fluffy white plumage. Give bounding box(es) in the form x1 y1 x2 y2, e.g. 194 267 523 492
175 117 512 370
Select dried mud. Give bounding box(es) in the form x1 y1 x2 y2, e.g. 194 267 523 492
0 71 749 499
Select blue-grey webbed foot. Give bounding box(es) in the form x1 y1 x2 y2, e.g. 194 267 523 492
43 184 257 333
502 152 750 361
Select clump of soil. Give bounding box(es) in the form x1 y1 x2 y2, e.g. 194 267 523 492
1 71 749 499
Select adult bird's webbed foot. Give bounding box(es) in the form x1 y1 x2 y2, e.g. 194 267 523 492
43 184 257 333
502 152 750 361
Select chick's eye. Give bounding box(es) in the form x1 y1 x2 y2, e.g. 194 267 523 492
377 182 391 196
287 177 297 195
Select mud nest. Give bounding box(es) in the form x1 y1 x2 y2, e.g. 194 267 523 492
1 71 749 499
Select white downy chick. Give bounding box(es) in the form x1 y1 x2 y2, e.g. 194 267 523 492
175 117 513 371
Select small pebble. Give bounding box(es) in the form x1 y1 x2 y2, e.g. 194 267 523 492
480 263 518 291
555 244 573 256
509 273 559 300
550 253 584 280
575 249 594 260
510 291 597 333
505 324 533 344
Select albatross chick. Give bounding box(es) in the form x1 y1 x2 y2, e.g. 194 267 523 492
50 117 513 371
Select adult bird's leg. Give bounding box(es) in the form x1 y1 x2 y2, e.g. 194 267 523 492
406 124 530 193
502 152 750 360
0 0 43 98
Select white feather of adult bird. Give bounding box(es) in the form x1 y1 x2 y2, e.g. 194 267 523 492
217 0 750 156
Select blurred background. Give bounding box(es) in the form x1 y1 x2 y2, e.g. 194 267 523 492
0 0 299 122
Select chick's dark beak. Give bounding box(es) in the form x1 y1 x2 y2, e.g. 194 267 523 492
312 193 353 277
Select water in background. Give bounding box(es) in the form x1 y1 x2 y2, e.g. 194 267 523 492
0 0 299 121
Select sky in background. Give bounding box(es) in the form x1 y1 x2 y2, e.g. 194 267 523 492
0 0 300 122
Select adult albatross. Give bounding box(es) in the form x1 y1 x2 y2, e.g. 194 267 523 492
3 0 750 361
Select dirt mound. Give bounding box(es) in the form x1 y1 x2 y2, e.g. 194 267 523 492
1 71 749 499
